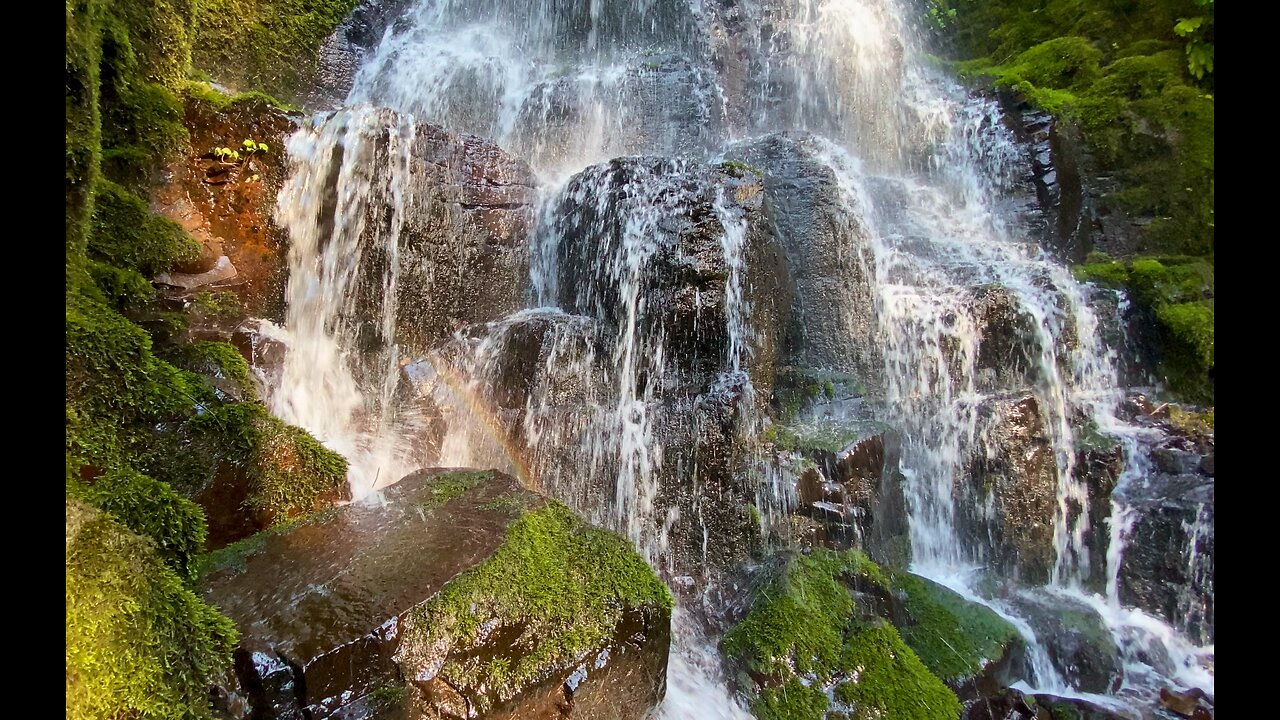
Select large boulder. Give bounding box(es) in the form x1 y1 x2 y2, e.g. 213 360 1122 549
205 469 672 719
725 134 880 389
1007 591 1122 695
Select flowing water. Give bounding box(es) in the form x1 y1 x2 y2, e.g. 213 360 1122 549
261 0 1213 715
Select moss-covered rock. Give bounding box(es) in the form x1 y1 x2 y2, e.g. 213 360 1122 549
205 469 672 718
75 468 208 584
890 573 1022 687
67 498 237 720
89 179 201 275
723 549 961 720
191 0 360 101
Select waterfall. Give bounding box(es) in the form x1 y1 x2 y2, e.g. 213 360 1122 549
263 0 1212 713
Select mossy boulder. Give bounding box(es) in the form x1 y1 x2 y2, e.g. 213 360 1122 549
722 548 962 720
67 497 237 720
204 469 672 719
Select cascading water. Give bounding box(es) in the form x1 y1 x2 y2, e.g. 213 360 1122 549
263 0 1212 715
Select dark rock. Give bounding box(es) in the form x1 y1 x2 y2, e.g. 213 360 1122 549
970 284 1038 392
1159 687 1213 718
1115 472 1214 644
726 133 880 388
1073 429 1124 594
1198 453 1214 476
206 469 671 719
965 687 1037 720
1032 694 1130 720
1009 592 1122 695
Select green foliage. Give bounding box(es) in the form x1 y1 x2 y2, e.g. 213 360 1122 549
1172 0 1214 82
753 679 829 720
191 289 243 319
88 260 155 311
721 160 765 178
90 180 201 276
67 498 237 720
77 468 209 585
1070 257 1213 402
192 0 360 99
891 573 1021 684
401 502 671 709
833 622 963 720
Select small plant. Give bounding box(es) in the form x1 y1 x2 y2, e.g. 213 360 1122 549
205 138 270 185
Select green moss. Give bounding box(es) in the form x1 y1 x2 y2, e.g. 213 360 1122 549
89 180 201 276
164 340 257 398
183 80 299 113
67 498 237 720
891 573 1021 685
192 402 348 521
1000 37 1103 90
401 502 671 708
192 0 360 100
722 549 887 680
480 492 537 515
192 289 244 319
88 259 155 311
196 505 341 578
1156 301 1213 368
721 160 765 178
77 468 208 585
753 678 830 720
1072 260 1128 288
421 470 492 509
66 0 105 291
833 622 963 720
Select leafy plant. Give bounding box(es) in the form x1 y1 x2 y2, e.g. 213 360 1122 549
1174 0 1214 82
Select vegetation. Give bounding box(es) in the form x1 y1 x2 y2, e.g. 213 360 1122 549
723 549 961 719
65 0 358 715
934 0 1213 404
67 499 238 720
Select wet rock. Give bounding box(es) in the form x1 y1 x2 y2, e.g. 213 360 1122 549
329 108 537 360
1073 427 1125 594
998 96 1139 263
726 133 880 388
1159 687 1213 718
970 284 1038 392
1115 472 1214 645
965 687 1037 720
956 393 1058 585
1008 592 1122 695
155 254 239 290
153 95 300 321
1031 694 1130 720
206 469 672 719
547 155 787 390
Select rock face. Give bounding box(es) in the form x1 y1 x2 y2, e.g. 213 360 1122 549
998 97 1138 263
153 95 301 322
205 469 671 719
726 134 880 389
957 393 1058 585
305 107 538 361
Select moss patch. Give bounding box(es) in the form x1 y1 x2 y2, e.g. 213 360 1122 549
89 180 201 275
421 470 493 509
67 498 237 720
192 0 360 100
164 340 257 398
399 502 672 710
196 506 341 578
891 573 1021 685
753 678 829 720
75 468 208 585
833 622 963 720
